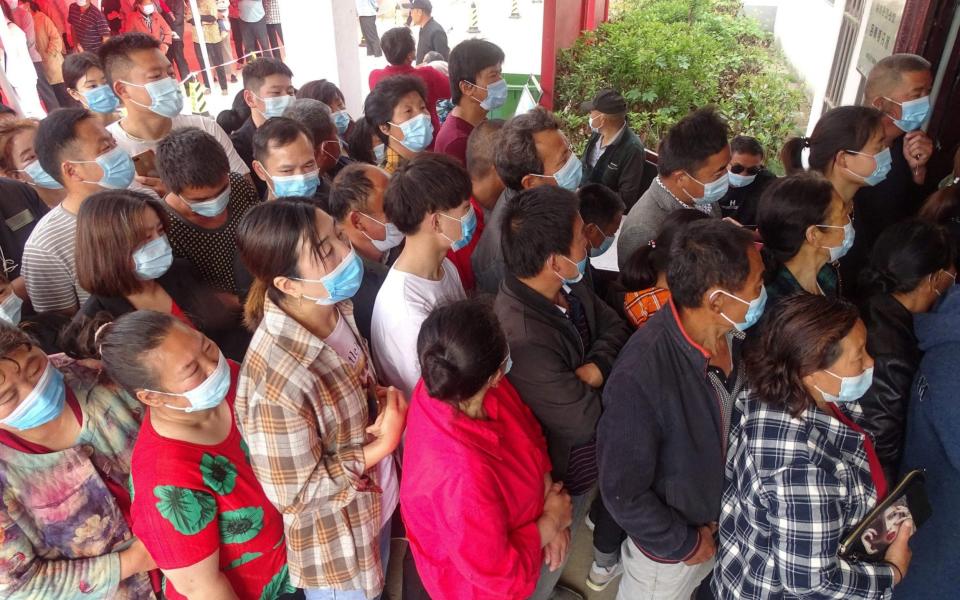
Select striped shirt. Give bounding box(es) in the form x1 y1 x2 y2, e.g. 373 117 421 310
22 205 88 312
67 3 110 52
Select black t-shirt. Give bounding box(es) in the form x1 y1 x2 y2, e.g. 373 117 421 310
0 178 49 280
718 169 777 225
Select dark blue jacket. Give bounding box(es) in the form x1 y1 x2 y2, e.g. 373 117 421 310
896 285 960 598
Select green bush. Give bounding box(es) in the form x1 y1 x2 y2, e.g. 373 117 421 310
556 0 808 173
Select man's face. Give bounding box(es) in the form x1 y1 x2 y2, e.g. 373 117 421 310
64 117 118 184
528 128 571 188
316 134 341 175
677 145 731 201
883 69 934 110
246 74 295 111
254 133 318 183
114 48 175 109
411 8 426 25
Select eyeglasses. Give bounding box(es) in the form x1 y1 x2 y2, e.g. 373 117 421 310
729 164 762 176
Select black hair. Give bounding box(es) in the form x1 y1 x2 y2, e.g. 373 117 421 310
62 52 103 91
756 173 836 277
381 27 416 66
241 57 293 92
344 117 380 165
282 99 336 147
730 135 764 157
657 106 729 177
216 90 252 135
363 75 428 146
448 39 505 105
296 79 346 108
156 127 230 193
465 118 504 178
252 117 314 164
35 107 94 184
860 220 955 296
384 152 471 234
494 107 560 191
423 51 445 63
667 219 756 309
329 163 375 221
98 32 162 85
0 104 14 117
621 209 710 291
417 298 508 403
578 183 625 230
98 310 179 392
780 106 884 175
502 185 580 279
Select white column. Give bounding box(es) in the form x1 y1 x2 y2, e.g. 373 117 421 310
279 0 363 116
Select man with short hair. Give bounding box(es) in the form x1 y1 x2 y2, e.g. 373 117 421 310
494 185 630 600
369 26 450 136
370 152 469 397
718 135 777 225
251 117 321 202
282 98 342 193
472 107 581 294
579 183 625 261
465 118 505 214
617 106 729 269
24 107 136 313
580 88 646 210
599 219 762 599
434 39 505 165
406 0 448 64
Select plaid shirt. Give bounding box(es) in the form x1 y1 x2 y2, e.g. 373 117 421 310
263 0 281 24
381 146 406 174
712 396 897 599
235 296 386 595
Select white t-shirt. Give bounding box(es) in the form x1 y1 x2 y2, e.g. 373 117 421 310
370 258 466 398
108 114 250 176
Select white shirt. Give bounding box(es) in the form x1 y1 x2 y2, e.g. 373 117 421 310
356 0 378 17
108 114 250 176
370 258 466 398
588 124 625 168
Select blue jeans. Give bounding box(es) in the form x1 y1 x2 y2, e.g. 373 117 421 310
304 518 392 600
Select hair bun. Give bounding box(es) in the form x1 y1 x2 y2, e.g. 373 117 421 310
420 347 461 399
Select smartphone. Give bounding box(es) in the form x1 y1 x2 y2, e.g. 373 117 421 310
132 149 158 178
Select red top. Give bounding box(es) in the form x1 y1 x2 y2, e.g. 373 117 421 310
827 403 889 500
434 114 475 166
170 299 195 328
445 197 485 292
129 361 292 600
368 64 451 138
400 378 552 600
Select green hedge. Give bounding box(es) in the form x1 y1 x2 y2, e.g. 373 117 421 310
555 0 808 173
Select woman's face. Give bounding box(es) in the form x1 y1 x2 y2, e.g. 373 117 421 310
389 91 428 130
128 206 166 268
6 127 38 182
0 345 51 429
809 193 849 255
839 128 887 182
285 210 353 303
69 67 109 106
139 323 220 410
806 319 874 399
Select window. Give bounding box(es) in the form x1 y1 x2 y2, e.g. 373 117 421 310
823 0 866 112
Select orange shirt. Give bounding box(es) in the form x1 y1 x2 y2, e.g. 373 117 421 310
623 286 671 328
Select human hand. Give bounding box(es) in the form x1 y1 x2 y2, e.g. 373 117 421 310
884 519 914 584
683 524 717 565
575 362 603 388
118 538 157 579
903 130 934 175
365 386 407 450
135 175 168 198
543 482 573 529
543 527 571 571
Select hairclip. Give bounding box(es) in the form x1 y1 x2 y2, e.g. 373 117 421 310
94 322 112 345
801 137 812 148
648 239 656 248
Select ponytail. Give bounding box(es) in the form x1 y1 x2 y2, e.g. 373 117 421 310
244 278 269 331
779 136 809 175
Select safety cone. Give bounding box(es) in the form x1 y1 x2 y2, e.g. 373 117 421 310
510 0 520 19
467 2 480 33
186 78 208 116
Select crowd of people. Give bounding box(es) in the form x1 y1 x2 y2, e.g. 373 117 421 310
0 1 957 599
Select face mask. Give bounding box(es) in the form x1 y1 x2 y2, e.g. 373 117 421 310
184 184 231 217
294 247 364 305
256 93 294 119
885 95 930 132
555 254 586 285
142 4 155 14
147 351 231 413
818 220 855 262
359 212 404 252
589 114 604 133
19 159 63 189
474 78 508 111
727 171 756 188
0 362 66 431
0 292 23 325
373 143 386 164
73 146 136 190
501 353 513 375
439 204 477 251
711 286 767 332
122 77 184 118
83 84 121 114
588 225 615 258
684 171 729 205
133 235 173 280
535 152 583 191
333 110 351 135
270 170 320 198
389 113 433 153
845 148 892 187
816 367 874 404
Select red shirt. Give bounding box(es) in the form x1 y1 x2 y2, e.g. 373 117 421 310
445 197 484 292
434 114 475 166
368 64 450 138
400 378 552 600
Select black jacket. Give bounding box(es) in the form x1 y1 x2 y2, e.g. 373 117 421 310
494 275 630 481
352 256 389 346
230 118 267 198
598 303 733 561
859 293 921 481
718 169 777 225
580 127 647 210
0 178 48 281
415 18 449 64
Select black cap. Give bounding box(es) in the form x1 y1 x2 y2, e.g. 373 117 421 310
580 88 627 115
403 0 433 11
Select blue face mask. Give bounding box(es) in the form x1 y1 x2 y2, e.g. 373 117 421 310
439 204 477 251
818 220 855 262
295 247 364 305
133 235 174 280
373 143 386 164
501 353 513 375
0 292 23 325
256 93 294 119
333 110 351 135
885 95 930 132
73 146 136 190
122 77 184 118
588 224 615 258
684 171 729 205
536 152 583 191
83 84 120 114
727 171 756 188
390 113 433 153
270 170 320 198
556 254 587 285
0 362 66 430
846 148 892 186
20 159 63 189
147 352 231 413
475 78 508 111
816 367 874 404
183 183 231 218
712 286 767 332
